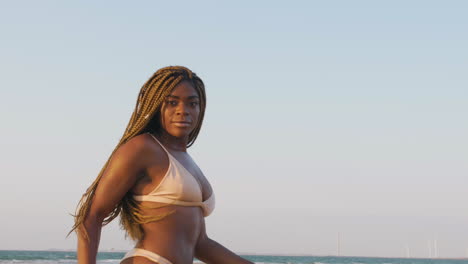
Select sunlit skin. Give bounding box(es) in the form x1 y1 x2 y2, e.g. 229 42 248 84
120 81 210 263
158 80 202 148
78 80 253 264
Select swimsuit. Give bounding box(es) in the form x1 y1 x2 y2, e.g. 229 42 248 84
133 134 215 216
121 133 215 263
122 248 172 264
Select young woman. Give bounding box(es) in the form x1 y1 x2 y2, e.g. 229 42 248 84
70 66 253 264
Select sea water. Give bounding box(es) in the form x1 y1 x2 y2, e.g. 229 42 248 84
0 250 466 264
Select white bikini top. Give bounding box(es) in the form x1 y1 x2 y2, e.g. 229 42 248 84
133 134 215 217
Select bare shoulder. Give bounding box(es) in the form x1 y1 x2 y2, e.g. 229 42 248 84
102 134 149 174
86 134 162 216
113 133 166 166
113 133 153 157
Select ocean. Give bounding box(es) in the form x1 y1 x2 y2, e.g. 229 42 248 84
0 250 466 264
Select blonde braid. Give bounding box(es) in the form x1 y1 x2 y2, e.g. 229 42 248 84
69 66 206 241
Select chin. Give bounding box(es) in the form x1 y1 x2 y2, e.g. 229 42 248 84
172 133 189 139
167 129 192 139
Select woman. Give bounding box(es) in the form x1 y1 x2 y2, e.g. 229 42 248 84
70 66 253 264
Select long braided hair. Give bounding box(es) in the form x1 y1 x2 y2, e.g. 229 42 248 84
69 66 206 241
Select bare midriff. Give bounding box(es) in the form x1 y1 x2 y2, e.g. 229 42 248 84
134 202 204 264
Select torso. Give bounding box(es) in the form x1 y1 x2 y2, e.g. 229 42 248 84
121 133 213 264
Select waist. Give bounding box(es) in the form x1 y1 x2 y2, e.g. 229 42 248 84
136 206 204 263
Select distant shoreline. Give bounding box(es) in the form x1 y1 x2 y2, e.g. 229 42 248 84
0 249 466 260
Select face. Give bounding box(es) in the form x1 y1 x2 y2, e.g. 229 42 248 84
159 80 201 139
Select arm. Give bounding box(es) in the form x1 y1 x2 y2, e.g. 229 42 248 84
77 210 103 264
195 219 254 264
77 135 151 264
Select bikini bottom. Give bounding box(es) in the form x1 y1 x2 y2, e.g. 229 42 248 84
121 248 173 264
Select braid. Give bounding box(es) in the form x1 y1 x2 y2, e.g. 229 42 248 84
69 66 207 241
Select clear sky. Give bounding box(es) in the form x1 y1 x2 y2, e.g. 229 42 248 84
0 0 467 259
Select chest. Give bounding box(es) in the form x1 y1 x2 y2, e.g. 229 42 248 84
168 152 212 200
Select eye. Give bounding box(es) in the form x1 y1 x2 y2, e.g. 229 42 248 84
190 101 199 107
166 100 177 106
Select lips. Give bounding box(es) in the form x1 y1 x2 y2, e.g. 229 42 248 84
172 121 191 124
172 121 192 127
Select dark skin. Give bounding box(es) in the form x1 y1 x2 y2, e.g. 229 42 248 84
77 81 253 264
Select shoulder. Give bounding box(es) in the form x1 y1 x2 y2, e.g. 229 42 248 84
119 133 154 152
111 134 154 164
113 133 166 165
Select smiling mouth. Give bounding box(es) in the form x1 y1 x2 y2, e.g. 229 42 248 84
172 121 191 127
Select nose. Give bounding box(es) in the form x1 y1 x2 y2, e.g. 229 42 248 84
175 102 189 116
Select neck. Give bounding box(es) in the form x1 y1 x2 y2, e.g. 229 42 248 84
155 130 188 152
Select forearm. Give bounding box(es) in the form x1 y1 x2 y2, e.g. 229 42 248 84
196 238 253 264
77 215 102 264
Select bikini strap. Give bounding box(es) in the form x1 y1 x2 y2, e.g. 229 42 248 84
147 133 170 155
